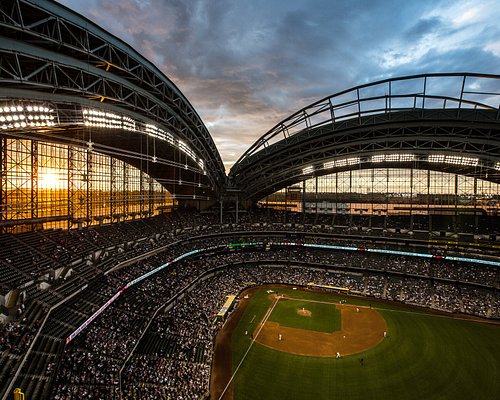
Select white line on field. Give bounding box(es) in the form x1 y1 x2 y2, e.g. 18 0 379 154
217 296 281 400
285 296 344 305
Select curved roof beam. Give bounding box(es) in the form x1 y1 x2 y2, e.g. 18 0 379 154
0 0 226 195
230 73 500 201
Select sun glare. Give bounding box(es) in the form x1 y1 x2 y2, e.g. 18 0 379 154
39 170 63 189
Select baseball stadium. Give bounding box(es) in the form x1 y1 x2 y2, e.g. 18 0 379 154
0 1 500 399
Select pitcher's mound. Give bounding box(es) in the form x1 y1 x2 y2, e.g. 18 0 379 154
256 304 387 357
297 309 312 317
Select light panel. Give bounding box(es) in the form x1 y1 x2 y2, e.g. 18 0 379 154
302 166 314 175
372 154 415 163
83 109 136 131
0 102 207 174
0 102 55 130
83 108 204 171
145 124 168 142
428 155 478 166
178 140 197 162
323 157 361 169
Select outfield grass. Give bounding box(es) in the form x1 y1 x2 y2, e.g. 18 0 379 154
230 287 500 400
268 298 341 333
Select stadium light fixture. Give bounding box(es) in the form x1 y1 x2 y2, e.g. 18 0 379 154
371 154 415 163
0 102 207 174
323 157 361 169
428 154 478 166
302 166 315 175
0 102 55 130
145 123 169 141
84 108 205 171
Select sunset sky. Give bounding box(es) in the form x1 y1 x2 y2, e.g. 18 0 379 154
58 0 500 169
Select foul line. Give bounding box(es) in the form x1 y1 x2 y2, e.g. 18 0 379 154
285 296 346 306
285 296 449 316
217 296 281 400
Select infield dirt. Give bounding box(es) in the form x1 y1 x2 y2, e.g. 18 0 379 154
255 298 387 357
210 286 387 400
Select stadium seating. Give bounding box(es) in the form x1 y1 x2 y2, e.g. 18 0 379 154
1 210 499 399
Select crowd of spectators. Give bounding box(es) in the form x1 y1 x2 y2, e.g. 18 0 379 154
51 243 214 399
47 239 499 398
1 208 499 291
0 318 38 391
1 209 499 399
0 320 36 355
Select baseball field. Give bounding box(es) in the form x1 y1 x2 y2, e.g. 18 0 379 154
210 286 500 400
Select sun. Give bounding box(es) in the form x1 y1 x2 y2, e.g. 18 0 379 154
39 170 64 189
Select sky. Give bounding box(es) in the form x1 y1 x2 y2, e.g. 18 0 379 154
57 0 500 170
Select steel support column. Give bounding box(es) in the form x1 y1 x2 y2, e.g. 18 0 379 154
315 175 318 216
67 145 74 229
235 195 239 224
427 169 432 231
0 137 5 232
474 177 478 232
67 145 87 229
454 174 459 232
149 175 154 217
30 140 38 222
110 157 117 220
410 168 414 231
284 186 288 223
86 149 93 226
302 179 306 216
123 163 128 218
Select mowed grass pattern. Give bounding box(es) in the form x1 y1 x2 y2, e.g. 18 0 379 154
268 298 341 333
231 288 500 400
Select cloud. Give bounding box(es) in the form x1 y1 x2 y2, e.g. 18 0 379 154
485 41 500 57
405 17 445 40
58 0 500 167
